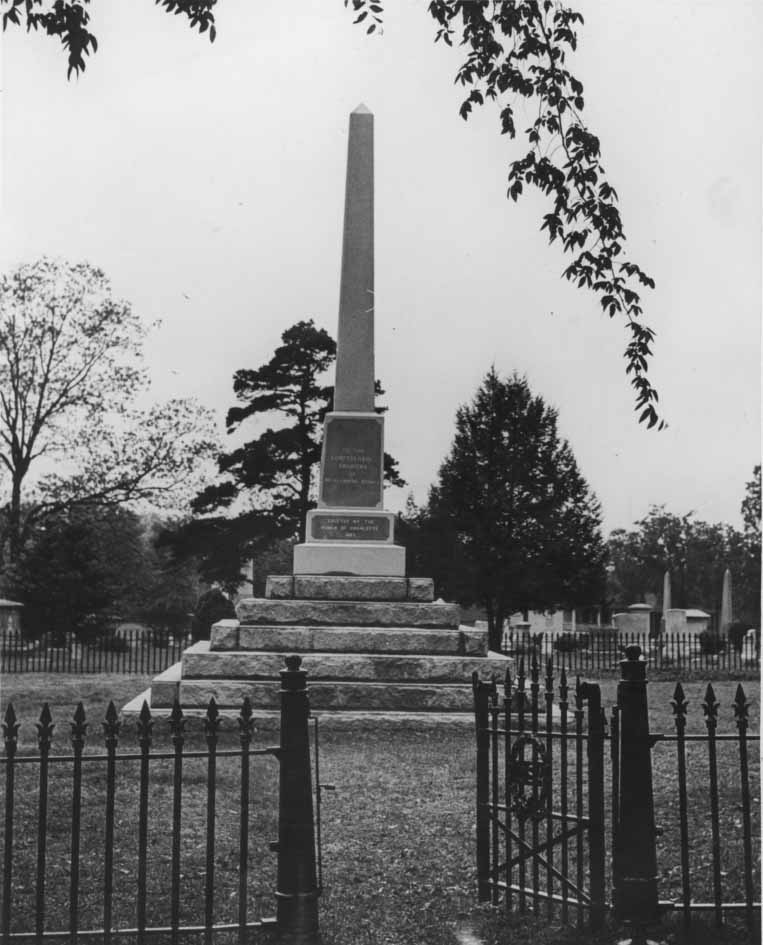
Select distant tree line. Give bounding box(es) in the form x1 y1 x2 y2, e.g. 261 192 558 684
606 469 761 630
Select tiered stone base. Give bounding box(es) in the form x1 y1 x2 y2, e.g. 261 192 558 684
138 575 511 720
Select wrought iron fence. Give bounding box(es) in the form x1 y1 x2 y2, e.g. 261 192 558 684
649 680 761 928
0 656 321 944
475 649 761 935
0 630 188 675
501 629 759 675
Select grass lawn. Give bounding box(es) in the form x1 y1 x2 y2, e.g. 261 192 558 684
0 673 759 945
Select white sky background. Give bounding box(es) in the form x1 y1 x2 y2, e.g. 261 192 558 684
0 0 760 535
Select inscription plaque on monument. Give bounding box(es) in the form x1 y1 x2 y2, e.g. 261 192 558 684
319 415 383 508
310 513 390 542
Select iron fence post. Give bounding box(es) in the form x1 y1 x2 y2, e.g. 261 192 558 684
580 682 606 930
613 644 659 923
276 655 320 945
473 672 491 902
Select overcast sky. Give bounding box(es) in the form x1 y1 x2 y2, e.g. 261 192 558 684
1 0 760 535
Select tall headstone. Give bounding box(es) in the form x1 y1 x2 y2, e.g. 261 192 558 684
719 567 733 634
661 570 671 631
293 106 404 577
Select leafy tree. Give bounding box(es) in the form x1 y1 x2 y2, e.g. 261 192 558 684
2 1 662 427
8 505 152 642
248 539 294 597
135 515 204 640
7 506 203 643
410 368 606 650
607 509 703 610
190 588 236 642
174 319 404 588
0 258 217 577
739 465 761 629
742 464 761 542
156 513 262 595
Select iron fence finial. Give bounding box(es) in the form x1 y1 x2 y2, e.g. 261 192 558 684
71 702 88 748
733 684 749 723
36 703 55 750
671 682 688 720
102 701 120 748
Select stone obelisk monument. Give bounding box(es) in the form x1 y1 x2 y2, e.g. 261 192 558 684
293 105 404 577
138 106 510 721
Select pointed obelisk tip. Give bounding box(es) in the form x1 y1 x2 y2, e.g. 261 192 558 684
352 103 372 115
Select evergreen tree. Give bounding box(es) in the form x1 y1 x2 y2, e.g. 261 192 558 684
193 319 337 542
173 319 404 587
414 369 606 650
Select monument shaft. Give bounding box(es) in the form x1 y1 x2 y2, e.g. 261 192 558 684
334 105 375 413
293 105 403 576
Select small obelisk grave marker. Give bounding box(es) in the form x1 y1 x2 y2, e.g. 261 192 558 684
294 106 405 576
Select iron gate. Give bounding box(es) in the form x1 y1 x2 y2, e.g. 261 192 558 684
475 645 761 936
473 656 606 929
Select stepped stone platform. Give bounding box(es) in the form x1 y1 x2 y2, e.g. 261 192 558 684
133 575 511 722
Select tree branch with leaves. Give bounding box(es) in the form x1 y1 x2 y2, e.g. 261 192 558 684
0 0 217 77
4 0 664 427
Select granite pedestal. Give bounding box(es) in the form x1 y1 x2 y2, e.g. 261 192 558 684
135 575 511 722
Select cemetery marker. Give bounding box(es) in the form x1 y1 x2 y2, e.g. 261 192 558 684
294 105 403 576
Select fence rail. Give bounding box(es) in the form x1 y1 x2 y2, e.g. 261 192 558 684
501 630 759 674
0 630 188 675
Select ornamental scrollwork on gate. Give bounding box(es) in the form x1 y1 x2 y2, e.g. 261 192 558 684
508 734 549 821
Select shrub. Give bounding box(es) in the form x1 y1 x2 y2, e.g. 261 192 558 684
76 613 119 646
98 631 131 653
728 621 754 653
553 633 578 652
191 589 236 641
698 630 726 656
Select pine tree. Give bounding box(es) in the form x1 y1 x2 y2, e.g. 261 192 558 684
193 319 337 544
172 319 404 588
